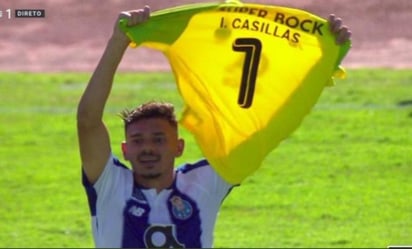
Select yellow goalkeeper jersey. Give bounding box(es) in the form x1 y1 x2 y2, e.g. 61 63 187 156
120 1 351 184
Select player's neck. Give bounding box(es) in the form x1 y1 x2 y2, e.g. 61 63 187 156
135 171 175 193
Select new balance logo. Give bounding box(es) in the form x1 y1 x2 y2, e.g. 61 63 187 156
128 206 145 217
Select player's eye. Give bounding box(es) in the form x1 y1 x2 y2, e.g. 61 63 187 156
153 136 165 144
133 138 144 144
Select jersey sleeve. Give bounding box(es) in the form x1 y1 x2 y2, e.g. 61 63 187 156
82 154 132 215
120 1 351 185
94 155 130 194
177 159 235 202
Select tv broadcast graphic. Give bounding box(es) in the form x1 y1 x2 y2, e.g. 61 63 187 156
0 0 411 248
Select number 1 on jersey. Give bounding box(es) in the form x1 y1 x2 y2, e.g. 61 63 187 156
232 38 262 108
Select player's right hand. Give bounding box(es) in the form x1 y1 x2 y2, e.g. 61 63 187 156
112 5 151 46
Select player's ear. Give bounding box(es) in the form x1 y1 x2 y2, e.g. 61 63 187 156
121 141 128 160
176 138 185 157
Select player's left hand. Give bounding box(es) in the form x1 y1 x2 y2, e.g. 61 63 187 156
328 14 352 45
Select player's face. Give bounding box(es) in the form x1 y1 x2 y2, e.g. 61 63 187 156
122 118 184 184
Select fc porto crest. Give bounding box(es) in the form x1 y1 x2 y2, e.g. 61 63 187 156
170 195 193 220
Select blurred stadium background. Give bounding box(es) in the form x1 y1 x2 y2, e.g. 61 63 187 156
0 0 411 72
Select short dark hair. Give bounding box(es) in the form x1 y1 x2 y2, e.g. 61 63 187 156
119 101 178 130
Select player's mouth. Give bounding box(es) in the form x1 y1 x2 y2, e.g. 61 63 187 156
137 154 161 164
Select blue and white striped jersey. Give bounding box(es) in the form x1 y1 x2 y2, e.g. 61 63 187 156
82 154 234 248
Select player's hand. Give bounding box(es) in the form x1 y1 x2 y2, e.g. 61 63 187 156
328 14 352 45
112 5 151 46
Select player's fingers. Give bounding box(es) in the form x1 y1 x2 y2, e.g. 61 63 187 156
328 14 336 23
120 7 150 27
118 11 132 26
130 11 140 25
129 9 149 26
330 17 343 34
328 14 336 31
336 26 352 44
142 5 151 20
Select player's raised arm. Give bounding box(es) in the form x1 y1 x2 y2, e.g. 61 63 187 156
77 6 150 184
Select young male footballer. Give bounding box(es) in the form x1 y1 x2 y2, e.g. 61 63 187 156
77 5 351 248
